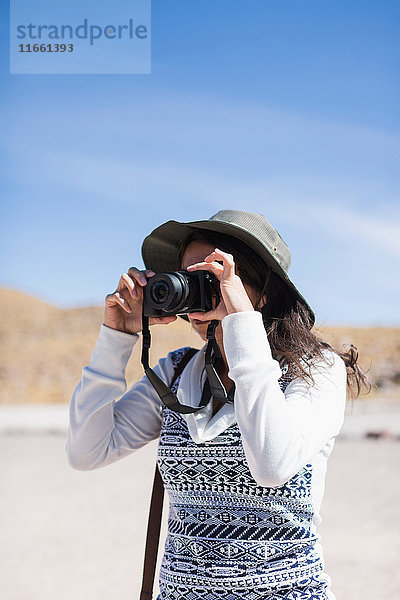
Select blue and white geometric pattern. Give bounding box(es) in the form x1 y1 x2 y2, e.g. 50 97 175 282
156 348 329 600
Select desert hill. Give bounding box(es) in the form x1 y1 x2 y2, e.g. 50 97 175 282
0 288 398 404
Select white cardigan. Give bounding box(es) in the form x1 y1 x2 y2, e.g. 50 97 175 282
66 310 347 530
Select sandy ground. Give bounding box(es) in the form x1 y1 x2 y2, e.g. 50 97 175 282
1 402 400 600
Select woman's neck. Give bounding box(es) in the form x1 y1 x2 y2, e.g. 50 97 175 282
214 330 233 389
215 329 228 371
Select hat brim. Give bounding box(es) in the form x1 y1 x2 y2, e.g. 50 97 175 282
141 219 315 326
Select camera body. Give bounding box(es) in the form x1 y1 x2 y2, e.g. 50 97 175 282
143 270 218 317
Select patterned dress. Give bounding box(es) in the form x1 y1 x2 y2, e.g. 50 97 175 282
156 349 330 600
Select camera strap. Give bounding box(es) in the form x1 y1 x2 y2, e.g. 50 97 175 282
139 346 199 600
141 308 209 414
204 320 235 404
141 310 235 413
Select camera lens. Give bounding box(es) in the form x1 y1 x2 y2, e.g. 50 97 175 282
145 271 198 315
151 280 170 304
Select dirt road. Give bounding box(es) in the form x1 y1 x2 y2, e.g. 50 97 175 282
1 434 399 600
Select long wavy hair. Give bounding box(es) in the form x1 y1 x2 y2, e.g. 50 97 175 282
178 229 371 400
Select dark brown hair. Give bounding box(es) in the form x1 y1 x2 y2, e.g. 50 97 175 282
179 229 371 400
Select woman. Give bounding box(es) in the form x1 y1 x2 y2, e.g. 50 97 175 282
67 210 369 600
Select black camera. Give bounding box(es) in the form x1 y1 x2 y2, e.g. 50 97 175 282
143 270 219 317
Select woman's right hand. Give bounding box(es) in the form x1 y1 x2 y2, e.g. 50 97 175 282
104 267 177 335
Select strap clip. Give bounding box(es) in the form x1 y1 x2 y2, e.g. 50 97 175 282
142 329 151 349
206 320 219 339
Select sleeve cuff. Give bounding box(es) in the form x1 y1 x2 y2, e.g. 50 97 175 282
88 323 139 379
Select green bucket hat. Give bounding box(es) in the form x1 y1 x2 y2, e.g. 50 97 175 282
141 209 315 326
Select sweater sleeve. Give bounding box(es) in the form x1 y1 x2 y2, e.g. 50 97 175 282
222 311 347 488
66 324 173 471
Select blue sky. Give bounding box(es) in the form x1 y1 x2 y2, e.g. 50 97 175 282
1 1 399 326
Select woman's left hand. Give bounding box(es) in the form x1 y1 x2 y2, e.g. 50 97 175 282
186 248 254 321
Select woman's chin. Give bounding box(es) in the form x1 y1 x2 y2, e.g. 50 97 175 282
189 318 210 340
192 318 210 326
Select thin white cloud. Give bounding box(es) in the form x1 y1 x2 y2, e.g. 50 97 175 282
5 90 400 265
307 203 400 259
9 146 400 262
